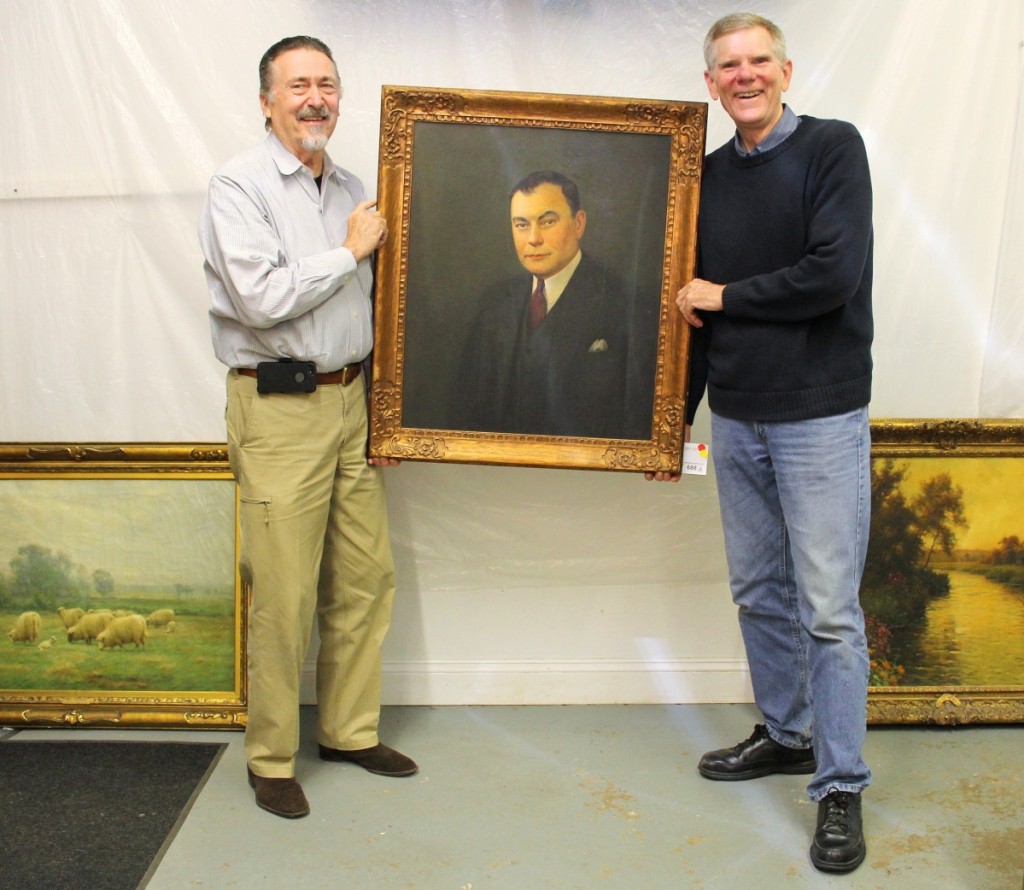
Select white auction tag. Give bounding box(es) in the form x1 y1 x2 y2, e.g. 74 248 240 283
682 441 709 476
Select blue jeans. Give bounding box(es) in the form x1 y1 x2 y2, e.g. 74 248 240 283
711 408 873 800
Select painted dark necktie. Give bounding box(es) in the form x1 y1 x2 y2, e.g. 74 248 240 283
528 277 547 333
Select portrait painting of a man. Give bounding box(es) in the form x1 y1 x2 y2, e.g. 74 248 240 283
370 87 705 472
398 121 670 442
456 171 656 439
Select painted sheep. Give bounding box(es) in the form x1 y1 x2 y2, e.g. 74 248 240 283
67 610 114 644
96 614 147 650
146 608 175 628
38 636 57 651
7 611 42 644
56 606 85 629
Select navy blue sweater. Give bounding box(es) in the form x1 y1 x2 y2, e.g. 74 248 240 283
685 116 874 424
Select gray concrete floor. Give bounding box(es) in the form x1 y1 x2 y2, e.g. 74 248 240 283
9 704 1024 889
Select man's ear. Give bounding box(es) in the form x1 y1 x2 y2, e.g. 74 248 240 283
575 209 587 239
704 70 720 101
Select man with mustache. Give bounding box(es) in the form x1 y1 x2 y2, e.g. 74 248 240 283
199 36 416 819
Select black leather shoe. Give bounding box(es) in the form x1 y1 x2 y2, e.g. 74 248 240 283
698 723 816 780
318 743 418 777
810 790 866 873
247 768 310 818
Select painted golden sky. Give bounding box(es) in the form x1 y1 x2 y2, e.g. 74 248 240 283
888 456 1024 552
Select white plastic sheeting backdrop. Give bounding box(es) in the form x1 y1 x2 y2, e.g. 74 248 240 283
2 0 1022 703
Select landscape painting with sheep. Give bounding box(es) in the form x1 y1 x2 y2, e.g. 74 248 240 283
0 476 240 694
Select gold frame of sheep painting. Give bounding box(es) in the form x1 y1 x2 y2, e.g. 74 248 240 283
0 444 246 729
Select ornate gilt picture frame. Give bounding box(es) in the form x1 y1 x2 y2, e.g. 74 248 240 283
866 419 1024 724
369 86 707 472
0 444 246 729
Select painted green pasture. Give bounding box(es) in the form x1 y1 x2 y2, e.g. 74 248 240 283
1 602 237 692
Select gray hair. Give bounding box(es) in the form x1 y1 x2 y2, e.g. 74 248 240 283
703 13 787 70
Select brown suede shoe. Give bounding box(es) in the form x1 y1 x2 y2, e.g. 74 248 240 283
247 767 310 818
318 743 418 777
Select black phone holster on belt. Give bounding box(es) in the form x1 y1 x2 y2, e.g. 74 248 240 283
256 360 317 394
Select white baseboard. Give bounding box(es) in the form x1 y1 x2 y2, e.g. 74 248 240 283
299 658 753 706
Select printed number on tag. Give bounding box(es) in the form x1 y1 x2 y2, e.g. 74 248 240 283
682 442 709 476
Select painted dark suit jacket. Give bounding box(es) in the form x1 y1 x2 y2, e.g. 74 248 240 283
457 253 656 439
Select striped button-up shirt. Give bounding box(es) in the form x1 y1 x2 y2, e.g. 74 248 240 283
200 133 374 372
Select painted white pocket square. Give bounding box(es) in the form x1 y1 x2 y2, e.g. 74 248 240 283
588 339 609 353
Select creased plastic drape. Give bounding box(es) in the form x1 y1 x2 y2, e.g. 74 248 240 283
2 0 1022 703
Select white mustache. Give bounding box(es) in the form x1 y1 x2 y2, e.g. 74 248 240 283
297 106 330 122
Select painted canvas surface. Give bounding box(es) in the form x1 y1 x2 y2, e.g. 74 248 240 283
0 477 237 694
863 455 1024 689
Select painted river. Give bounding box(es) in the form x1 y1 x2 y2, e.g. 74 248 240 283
889 568 1024 686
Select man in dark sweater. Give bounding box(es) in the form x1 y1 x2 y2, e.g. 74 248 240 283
665 12 874 874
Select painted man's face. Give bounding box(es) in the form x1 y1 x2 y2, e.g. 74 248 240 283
510 183 586 279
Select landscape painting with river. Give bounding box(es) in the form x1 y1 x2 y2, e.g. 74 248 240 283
862 453 1024 691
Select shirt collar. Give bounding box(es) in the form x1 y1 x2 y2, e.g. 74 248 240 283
734 105 800 157
535 250 582 309
265 132 345 183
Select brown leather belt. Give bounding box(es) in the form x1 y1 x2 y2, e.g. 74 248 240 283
237 363 361 386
